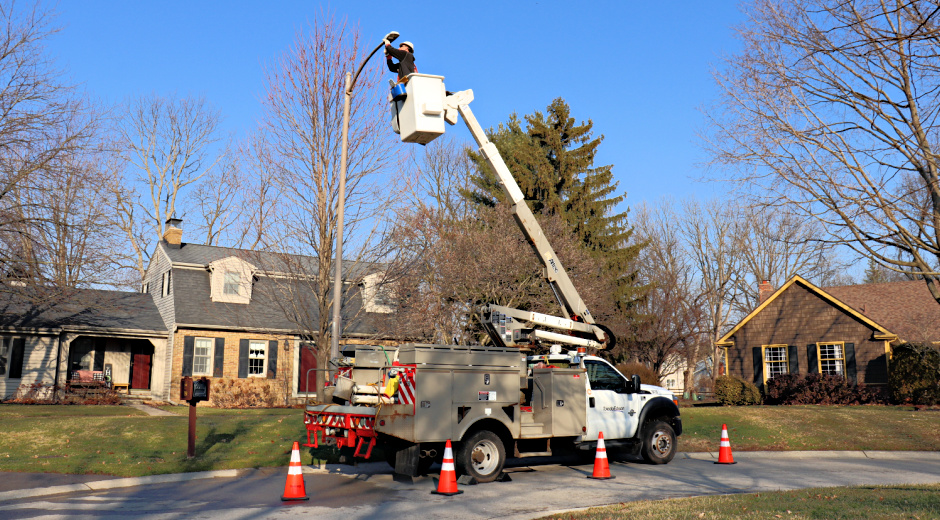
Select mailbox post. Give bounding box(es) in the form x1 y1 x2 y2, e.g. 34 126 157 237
180 377 210 458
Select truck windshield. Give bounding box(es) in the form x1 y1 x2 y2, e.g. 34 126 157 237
584 360 626 392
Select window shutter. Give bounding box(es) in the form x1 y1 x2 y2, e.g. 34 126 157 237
752 347 763 386
844 343 857 382
238 339 249 378
213 338 225 378
787 345 799 375
182 336 194 377
807 345 818 373
8 338 25 379
267 340 278 379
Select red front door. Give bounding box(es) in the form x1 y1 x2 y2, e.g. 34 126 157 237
297 344 317 393
131 344 152 390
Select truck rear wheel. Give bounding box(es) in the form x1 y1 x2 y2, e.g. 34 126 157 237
641 420 676 464
456 430 505 483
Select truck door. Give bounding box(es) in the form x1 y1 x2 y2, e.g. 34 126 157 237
582 358 638 441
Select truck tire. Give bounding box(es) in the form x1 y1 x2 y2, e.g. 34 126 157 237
456 430 505 483
641 420 676 464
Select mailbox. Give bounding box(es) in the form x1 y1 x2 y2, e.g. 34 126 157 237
180 376 210 402
193 377 209 400
180 376 193 401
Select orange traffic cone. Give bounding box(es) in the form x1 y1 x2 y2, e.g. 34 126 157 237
431 439 463 495
716 423 736 464
281 441 310 501
588 431 615 479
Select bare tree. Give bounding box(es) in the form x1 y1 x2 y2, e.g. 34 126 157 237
735 205 850 310
254 15 400 395
406 135 474 219
388 203 619 348
705 0 940 305
630 201 706 388
0 1 100 291
187 145 245 247
0 1 135 299
111 93 224 277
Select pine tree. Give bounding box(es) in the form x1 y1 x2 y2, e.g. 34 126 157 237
464 98 644 313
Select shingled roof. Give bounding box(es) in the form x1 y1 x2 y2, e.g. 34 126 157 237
159 242 383 279
824 279 940 343
0 287 167 333
155 242 391 337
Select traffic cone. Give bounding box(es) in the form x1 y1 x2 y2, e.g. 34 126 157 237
716 424 736 464
431 439 463 495
588 431 615 479
281 441 310 501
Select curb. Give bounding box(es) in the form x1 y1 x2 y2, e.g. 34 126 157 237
678 451 940 461
0 469 239 502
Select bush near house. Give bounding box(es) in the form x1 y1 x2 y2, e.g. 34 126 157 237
615 362 660 386
889 343 940 406
764 374 887 405
714 375 761 405
208 378 280 408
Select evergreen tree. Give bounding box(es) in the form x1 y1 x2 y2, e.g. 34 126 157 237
463 98 644 314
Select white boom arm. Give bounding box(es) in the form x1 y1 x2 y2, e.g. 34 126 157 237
443 90 611 350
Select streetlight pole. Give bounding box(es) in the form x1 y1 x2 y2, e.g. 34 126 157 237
330 31 399 374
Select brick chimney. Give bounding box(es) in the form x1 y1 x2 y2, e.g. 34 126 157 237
758 280 774 304
163 217 183 248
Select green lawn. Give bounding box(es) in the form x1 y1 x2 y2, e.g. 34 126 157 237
678 405 940 452
0 403 938 477
534 484 940 520
0 404 327 477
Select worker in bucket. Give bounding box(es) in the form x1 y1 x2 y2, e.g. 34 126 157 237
385 39 416 83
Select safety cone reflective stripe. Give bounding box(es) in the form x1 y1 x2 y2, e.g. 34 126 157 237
716 423 736 465
431 439 463 495
281 441 310 501
588 431 615 479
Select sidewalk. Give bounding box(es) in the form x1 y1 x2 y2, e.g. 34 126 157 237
2 451 939 502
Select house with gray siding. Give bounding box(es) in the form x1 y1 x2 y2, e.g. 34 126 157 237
2 218 402 403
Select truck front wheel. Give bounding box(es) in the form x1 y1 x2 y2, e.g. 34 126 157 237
456 430 505 483
641 420 676 464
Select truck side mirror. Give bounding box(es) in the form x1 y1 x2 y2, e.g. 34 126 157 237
632 374 642 394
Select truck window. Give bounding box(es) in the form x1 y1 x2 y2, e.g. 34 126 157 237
584 360 626 392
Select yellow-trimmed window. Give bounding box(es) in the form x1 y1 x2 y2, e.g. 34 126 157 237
817 342 845 376
762 345 789 382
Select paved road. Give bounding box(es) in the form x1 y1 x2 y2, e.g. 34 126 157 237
2 452 939 519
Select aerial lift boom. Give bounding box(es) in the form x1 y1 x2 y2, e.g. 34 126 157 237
441 90 614 350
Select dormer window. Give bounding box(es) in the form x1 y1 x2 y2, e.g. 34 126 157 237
223 272 240 295
208 256 257 305
361 272 394 314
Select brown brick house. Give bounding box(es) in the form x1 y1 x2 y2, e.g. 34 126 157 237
143 219 403 404
716 275 940 389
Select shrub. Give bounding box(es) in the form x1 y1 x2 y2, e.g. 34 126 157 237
765 374 887 405
714 375 761 405
889 343 940 406
2 382 122 405
208 378 279 408
615 362 660 386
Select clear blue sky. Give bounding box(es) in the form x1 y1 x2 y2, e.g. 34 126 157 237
48 1 744 207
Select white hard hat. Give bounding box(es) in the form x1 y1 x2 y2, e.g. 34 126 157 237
400 41 414 53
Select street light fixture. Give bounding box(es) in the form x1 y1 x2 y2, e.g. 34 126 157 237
330 31 400 375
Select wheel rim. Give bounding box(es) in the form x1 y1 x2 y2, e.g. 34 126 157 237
469 439 500 476
650 429 672 457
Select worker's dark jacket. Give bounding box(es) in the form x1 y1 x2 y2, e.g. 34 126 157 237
386 45 416 81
